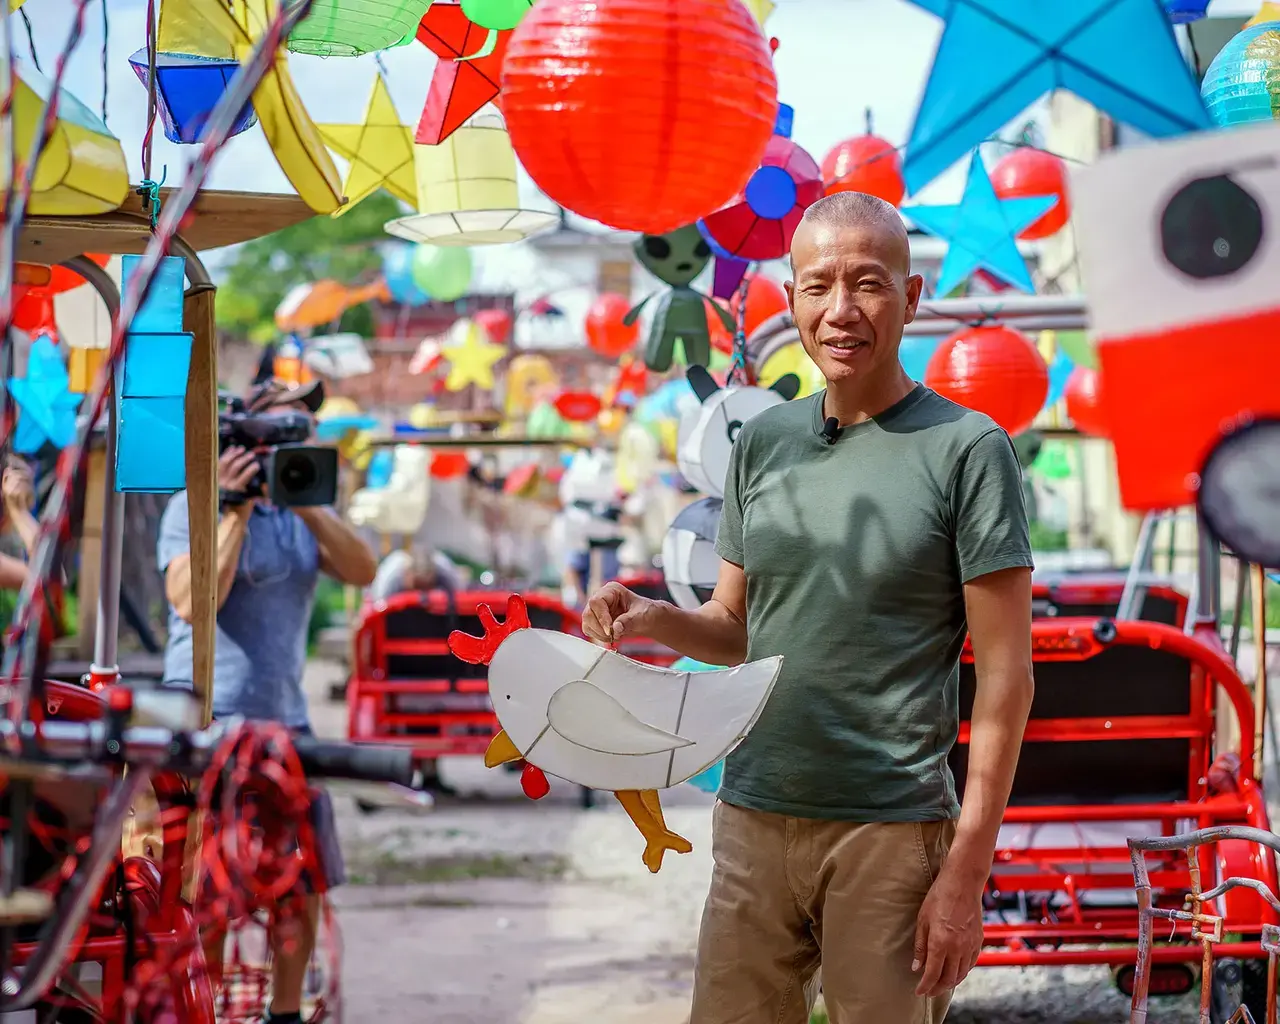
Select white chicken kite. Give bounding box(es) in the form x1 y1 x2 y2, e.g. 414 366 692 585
449 595 782 872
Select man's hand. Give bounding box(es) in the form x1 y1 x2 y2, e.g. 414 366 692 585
912 861 984 997
582 582 658 644
219 446 259 505
2 462 34 512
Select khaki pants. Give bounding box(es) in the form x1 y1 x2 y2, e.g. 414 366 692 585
690 800 957 1024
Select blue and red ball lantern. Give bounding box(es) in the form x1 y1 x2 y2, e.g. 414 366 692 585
698 104 823 263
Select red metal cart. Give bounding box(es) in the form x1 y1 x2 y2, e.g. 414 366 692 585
957 541 1274 1018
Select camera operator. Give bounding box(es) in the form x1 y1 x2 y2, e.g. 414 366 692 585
0 459 40 590
157 379 377 1024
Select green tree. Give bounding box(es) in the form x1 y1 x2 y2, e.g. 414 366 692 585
214 191 403 343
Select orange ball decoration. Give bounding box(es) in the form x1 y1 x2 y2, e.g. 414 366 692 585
924 325 1048 436
501 0 778 233
821 135 905 207
732 275 789 337
990 149 1070 241
1064 366 1108 438
585 293 639 359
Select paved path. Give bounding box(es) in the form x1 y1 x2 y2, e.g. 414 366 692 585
309 659 1215 1022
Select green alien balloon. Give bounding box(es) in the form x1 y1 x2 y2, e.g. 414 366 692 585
461 0 532 30
627 225 732 372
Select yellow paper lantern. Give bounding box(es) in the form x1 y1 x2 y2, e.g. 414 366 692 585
187 0 345 214
384 111 559 246
6 61 129 216
317 75 417 218
1247 3 1280 27
504 353 558 419
158 0 234 57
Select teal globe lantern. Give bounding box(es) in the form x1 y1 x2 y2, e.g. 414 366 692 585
1201 22 1280 127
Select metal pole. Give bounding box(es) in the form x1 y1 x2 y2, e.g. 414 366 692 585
1195 515 1221 630
903 314 1087 336
60 257 123 687
913 295 1088 322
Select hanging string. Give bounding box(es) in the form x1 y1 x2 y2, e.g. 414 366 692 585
99 0 109 126
729 268 753 388
137 0 162 230
18 10 40 74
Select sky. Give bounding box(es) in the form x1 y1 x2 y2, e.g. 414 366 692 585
12 0 1249 281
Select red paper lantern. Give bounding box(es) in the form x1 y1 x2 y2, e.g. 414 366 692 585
430 452 471 478
501 0 778 233
585 293 639 359
821 135 905 207
555 390 603 422
990 149 1070 241
732 275 789 338
708 298 733 355
924 325 1048 436
45 254 110 294
12 289 57 337
1064 366 1108 438
475 308 513 344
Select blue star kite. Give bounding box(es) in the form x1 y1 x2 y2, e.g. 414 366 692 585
902 0 1211 194
905 153 1056 297
8 336 81 454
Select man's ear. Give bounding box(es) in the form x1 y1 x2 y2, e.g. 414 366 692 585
903 273 924 324
784 278 796 317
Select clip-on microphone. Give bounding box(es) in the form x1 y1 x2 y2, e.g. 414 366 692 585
820 417 841 446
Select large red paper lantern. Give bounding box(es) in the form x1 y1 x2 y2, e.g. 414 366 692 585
1064 366 1108 438
501 0 778 233
924 325 1048 436
990 149 1070 241
821 135 905 207
585 293 639 359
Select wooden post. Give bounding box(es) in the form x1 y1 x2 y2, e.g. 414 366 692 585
184 286 218 725
182 284 218 905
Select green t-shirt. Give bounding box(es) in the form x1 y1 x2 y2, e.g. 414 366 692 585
715 383 1033 821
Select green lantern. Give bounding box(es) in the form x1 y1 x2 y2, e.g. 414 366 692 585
461 0 532 29
411 244 473 302
287 0 433 58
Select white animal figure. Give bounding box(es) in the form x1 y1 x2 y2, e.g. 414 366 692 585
661 496 723 611
450 595 782 872
347 444 431 535
663 366 800 607
675 365 801 499
553 448 626 605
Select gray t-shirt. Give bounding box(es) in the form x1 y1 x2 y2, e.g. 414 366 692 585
157 491 319 727
715 384 1034 821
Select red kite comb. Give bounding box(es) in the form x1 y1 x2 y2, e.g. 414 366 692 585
448 594 531 665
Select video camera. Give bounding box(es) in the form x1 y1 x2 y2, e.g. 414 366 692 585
218 388 338 508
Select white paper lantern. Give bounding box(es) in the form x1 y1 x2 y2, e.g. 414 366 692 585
662 497 723 610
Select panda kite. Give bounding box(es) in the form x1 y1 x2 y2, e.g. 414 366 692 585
661 365 800 610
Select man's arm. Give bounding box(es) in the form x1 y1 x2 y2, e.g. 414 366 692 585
294 507 378 587
165 504 254 623
952 565 1034 882
913 565 1033 996
0 552 26 590
588 558 749 666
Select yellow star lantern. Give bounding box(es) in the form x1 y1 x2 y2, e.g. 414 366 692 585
441 317 505 391
1247 2 1280 26
318 75 417 219
187 0 344 214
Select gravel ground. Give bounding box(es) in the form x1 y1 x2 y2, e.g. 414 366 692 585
304 661 1219 1023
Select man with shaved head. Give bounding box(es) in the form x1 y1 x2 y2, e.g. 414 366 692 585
583 192 1033 1023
